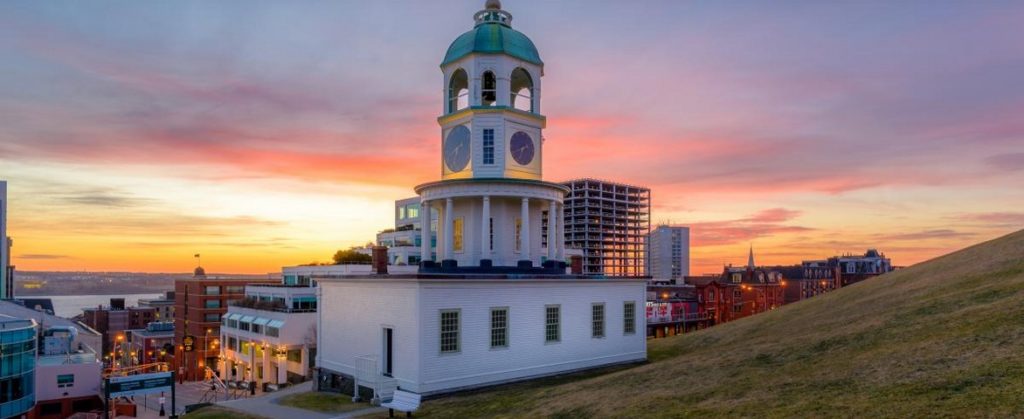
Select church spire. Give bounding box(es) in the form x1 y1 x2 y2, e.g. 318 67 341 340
747 244 755 270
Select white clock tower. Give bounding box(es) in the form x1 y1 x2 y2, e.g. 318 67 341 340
417 0 567 272
438 0 545 181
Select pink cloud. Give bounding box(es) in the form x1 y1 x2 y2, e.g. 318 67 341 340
688 208 813 247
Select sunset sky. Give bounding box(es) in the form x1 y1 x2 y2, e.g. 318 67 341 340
1 0 1022 275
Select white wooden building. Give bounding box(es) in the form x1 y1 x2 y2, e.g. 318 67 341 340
317 276 645 396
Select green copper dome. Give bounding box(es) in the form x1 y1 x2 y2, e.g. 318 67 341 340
442 9 542 67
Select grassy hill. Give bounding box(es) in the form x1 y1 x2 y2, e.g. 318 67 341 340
412 230 1024 418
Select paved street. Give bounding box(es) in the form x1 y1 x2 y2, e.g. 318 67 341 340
123 378 263 418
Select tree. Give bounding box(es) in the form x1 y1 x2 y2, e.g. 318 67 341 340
332 248 372 264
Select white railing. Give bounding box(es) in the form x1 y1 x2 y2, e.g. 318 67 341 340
354 355 378 402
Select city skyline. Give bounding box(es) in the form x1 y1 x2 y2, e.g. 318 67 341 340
2 0 1023 274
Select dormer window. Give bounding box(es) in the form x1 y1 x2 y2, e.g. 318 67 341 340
482 71 497 106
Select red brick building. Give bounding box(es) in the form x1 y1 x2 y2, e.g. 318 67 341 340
686 266 786 325
81 298 158 362
174 269 276 381
782 249 893 304
686 275 737 325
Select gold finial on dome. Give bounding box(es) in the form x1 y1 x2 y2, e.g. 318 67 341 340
485 0 502 10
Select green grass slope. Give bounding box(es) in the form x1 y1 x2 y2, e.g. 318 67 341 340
415 229 1024 418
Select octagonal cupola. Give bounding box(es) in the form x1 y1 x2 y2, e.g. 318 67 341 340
438 0 546 182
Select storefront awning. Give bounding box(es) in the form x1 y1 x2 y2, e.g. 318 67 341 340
253 317 271 326
239 315 255 323
267 320 285 328
227 313 242 321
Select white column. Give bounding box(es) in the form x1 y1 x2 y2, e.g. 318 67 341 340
262 346 270 385
548 200 557 261
481 196 491 261
444 198 454 260
520 198 531 262
420 200 431 262
219 340 228 378
277 352 286 384
557 203 565 260
248 345 255 382
300 345 310 378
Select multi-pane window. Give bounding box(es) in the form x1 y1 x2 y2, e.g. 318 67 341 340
483 129 495 164
204 299 221 309
266 326 279 337
490 308 508 348
204 313 220 322
545 305 560 343
592 303 605 338
440 310 460 353
623 301 636 335
204 286 220 295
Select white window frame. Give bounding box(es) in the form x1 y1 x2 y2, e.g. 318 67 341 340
544 305 560 343
592 303 605 338
623 301 636 335
440 309 461 354
490 307 509 349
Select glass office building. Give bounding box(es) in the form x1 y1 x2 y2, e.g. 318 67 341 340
0 317 36 418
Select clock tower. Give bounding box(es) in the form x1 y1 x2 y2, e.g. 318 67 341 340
417 0 567 273
438 0 545 181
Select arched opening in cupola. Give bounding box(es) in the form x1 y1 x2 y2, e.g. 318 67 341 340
510 68 534 112
448 68 469 113
481 71 497 107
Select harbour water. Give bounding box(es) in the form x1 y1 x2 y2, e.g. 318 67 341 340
31 294 163 318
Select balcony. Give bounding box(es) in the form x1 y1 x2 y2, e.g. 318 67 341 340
230 296 316 313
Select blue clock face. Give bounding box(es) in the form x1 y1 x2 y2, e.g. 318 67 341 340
444 125 471 172
510 131 534 165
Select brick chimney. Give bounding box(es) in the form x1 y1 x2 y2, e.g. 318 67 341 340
372 246 389 274
570 255 583 275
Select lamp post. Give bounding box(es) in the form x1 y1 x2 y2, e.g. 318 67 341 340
204 328 212 380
